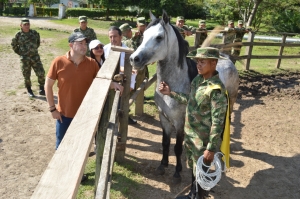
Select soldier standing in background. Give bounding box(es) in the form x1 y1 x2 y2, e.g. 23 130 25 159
175 16 195 39
73 16 97 56
11 18 45 97
119 23 133 47
232 20 250 59
195 20 208 47
222 20 236 56
131 17 150 87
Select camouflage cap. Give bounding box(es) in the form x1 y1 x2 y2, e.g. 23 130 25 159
177 16 185 21
79 16 87 22
119 23 132 32
68 32 88 43
228 20 234 24
137 17 146 25
21 18 30 24
187 47 226 59
238 20 244 24
199 20 206 24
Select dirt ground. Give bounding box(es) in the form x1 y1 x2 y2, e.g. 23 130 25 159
0 17 300 199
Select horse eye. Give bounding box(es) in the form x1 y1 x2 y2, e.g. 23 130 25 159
156 36 163 40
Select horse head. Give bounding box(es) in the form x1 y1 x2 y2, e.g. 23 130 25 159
130 10 189 71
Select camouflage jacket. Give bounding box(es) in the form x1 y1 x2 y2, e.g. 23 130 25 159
175 25 196 38
73 27 97 41
170 73 227 152
223 27 236 44
122 36 133 49
130 32 143 50
234 27 247 42
195 28 208 46
11 29 40 57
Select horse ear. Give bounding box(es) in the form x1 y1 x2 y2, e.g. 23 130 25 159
162 10 169 24
149 10 156 21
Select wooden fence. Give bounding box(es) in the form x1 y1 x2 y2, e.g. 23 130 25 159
194 31 300 70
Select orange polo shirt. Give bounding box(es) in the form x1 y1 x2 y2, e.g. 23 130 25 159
47 51 99 118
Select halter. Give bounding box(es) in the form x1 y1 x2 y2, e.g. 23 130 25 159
196 152 226 191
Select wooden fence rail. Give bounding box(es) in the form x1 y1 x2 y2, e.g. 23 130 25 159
194 31 300 70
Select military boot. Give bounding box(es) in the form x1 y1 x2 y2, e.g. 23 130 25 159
26 87 35 97
39 85 45 96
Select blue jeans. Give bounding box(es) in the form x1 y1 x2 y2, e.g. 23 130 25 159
56 115 73 149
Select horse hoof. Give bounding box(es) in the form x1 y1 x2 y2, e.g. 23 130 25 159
172 173 182 184
155 165 165 176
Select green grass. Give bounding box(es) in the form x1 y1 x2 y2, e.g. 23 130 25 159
110 162 144 199
77 158 97 199
5 90 16 96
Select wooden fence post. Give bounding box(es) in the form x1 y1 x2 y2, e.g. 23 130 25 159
115 53 132 162
194 32 201 47
275 34 287 68
134 68 145 116
244 31 255 70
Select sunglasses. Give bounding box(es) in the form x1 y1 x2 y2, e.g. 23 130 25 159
93 45 104 50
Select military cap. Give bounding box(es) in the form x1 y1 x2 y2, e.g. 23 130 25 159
137 17 146 25
187 47 226 59
21 18 30 24
68 32 87 43
238 20 244 24
199 20 206 24
228 20 234 24
79 16 87 22
177 16 185 21
119 23 132 32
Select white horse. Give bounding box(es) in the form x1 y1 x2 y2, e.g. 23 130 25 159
130 11 239 184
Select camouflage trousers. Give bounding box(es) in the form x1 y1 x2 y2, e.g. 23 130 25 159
20 54 45 88
184 132 221 175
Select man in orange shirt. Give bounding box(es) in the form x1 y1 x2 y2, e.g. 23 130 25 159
45 32 123 149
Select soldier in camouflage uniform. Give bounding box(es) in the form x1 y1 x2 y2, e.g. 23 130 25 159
11 18 45 97
232 20 250 58
159 47 228 199
195 20 208 47
175 16 196 39
119 23 133 47
73 16 97 56
222 20 236 55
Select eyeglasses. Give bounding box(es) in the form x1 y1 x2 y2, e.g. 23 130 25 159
93 45 104 50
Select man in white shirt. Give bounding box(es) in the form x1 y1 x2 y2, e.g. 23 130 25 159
104 26 137 125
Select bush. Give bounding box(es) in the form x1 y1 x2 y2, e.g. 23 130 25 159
65 8 136 18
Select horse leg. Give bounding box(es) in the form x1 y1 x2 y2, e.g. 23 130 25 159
173 129 184 184
155 113 173 176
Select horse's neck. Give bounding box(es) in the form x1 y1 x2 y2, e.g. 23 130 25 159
156 54 191 93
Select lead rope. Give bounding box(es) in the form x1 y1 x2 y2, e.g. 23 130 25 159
196 152 226 191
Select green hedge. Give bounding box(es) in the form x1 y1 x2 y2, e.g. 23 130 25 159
3 7 137 18
3 6 58 16
3 6 27 16
65 8 136 18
